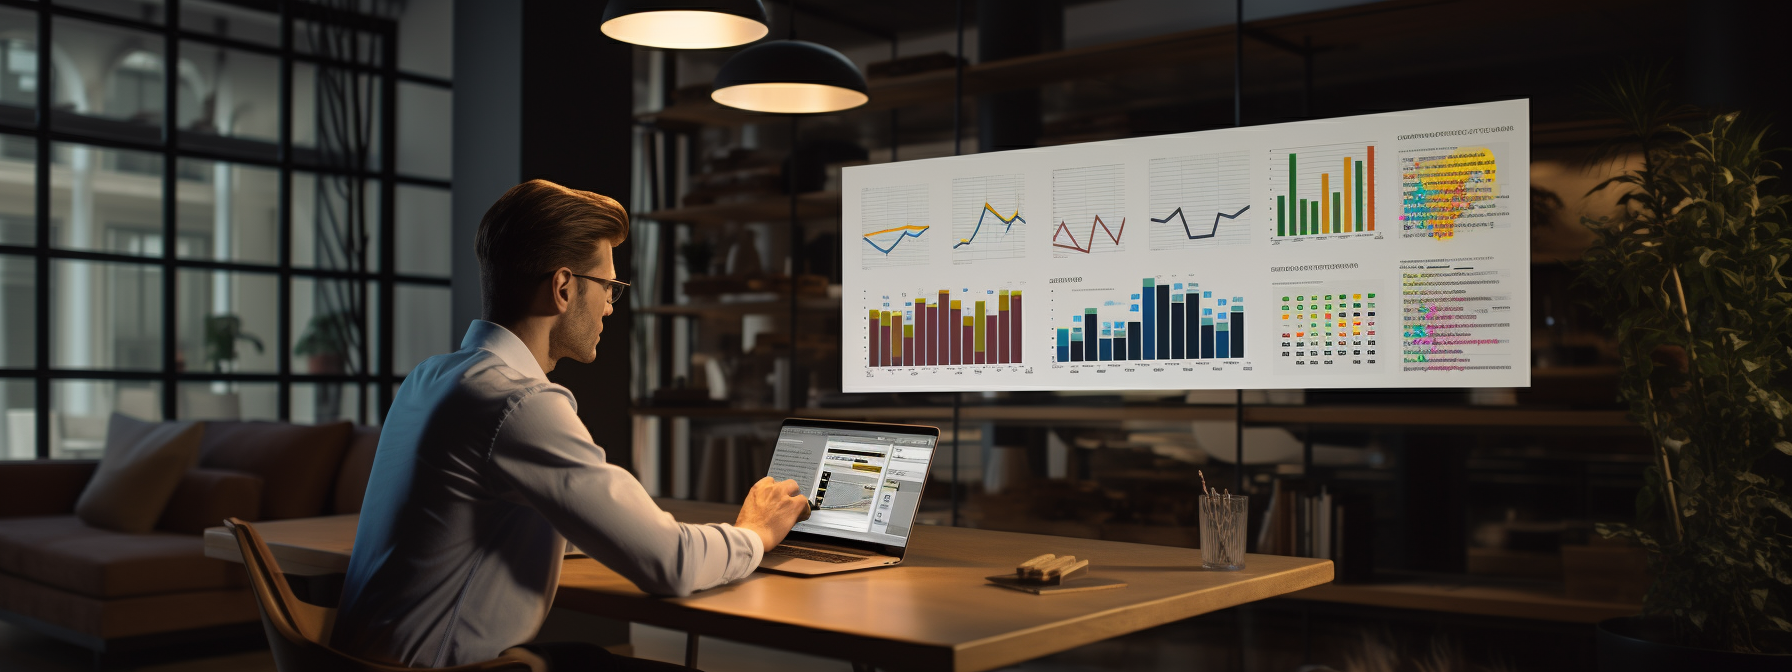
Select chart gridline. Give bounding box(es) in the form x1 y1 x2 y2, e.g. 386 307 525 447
1051 164 1127 258
1148 151 1253 250
951 174 1027 264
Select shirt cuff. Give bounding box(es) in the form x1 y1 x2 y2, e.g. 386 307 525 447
723 523 764 577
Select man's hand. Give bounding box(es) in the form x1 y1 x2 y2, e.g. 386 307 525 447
735 476 812 552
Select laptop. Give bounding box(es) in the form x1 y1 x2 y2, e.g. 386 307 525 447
756 418 941 576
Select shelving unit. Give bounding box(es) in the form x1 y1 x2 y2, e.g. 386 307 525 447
626 0 1657 641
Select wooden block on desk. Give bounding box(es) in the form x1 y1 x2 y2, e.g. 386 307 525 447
987 575 1128 595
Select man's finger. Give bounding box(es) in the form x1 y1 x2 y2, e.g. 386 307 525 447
795 497 812 521
753 476 773 489
775 478 800 495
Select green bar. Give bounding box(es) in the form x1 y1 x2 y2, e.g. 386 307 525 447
974 301 986 352
1332 192 1341 233
1299 198 1308 235
1355 160 1365 231
1311 202 1319 230
1278 195 1286 236
1288 153 1297 220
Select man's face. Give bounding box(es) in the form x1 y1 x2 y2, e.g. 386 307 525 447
549 242 617 365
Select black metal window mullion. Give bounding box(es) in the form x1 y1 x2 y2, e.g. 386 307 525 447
277 0 294 422
32 4 51 459
161 1 182 422
377 21 398 422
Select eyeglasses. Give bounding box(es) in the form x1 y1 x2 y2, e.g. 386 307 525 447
568 273 630 304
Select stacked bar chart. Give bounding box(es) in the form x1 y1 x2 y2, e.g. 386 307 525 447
1054 280 1245 363
1270 142 1377 238
867 289 1023 367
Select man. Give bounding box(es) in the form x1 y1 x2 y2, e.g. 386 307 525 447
331 180 811 670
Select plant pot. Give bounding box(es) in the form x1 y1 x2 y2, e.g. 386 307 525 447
1597 616 1792 671
308 353 345 375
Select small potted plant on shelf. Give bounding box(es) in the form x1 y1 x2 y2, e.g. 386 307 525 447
294 311 354 376
203 314 264 373
1577 69 1792 669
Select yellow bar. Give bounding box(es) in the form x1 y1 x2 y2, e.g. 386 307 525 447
904 325 913 338
879 310 890 326
869 309 880 321
1342 157 1352 231
998 290 1010 311
1321 173 1330 230
1012 289 1021 297
974 301 986 352
951 300 961 310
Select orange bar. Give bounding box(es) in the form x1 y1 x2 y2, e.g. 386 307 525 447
1342 157 1352 232
1321 173 1330 230
1367 146 1375 231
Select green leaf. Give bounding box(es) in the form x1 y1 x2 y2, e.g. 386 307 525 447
1775 441 1792 455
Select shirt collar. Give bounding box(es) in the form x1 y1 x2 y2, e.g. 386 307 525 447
461 320 547 381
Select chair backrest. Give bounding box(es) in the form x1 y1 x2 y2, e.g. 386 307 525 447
225 517 539 672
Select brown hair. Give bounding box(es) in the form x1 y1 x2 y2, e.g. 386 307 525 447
476 179 629 321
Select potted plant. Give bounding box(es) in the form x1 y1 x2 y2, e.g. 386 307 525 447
203 314 264 373
1577 70 1792 668
293 311 354 375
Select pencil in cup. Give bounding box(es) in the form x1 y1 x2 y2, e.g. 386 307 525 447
1198 494 1248 571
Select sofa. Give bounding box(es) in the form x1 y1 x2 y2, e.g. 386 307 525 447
0 420 379 663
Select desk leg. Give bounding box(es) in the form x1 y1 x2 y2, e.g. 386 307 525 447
684 633 698 667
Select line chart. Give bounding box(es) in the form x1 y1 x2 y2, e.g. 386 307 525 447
1150 205 1251 241
1148 151 1252 250
860 184 931 270
1052 164 1126 258
951 174 1026 264
1052 215 1127 254
863 225 930 254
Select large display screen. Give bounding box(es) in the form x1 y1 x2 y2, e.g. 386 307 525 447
843 100 1530 391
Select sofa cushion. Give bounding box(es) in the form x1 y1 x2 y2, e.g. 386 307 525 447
332 424 380 515
0 460 98 518
0 570 256 639
75 415 205 534
0 515 244 599
198 421 353 521
156 469 264 535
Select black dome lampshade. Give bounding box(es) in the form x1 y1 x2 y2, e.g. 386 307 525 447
600 0 770 50
711 40 870 114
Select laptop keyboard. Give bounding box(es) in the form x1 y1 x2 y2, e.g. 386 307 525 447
768 545 868 564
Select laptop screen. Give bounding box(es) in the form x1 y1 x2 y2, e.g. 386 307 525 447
766 422 937 548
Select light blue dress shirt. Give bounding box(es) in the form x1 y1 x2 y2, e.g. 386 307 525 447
330 320 763 667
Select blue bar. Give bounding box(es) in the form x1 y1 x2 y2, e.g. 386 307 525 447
1127 321 1143 360
1100 338 1113 361
1057 328 1070 363
1217 331 1229 358
1231 302 1245 358
1171 296 1186 360
1201 315 1216 359
1156 284 1171 359
1084 310 1098 362
1141 280 1155 360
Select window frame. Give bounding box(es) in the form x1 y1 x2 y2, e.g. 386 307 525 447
0 0 451 458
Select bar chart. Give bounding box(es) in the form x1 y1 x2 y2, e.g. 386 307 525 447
860 184 933 270
1053 279 1246 364
951 174 1027 264
1269 142 1377 238
1051 164 1128 257
1148 151 1253 250
1274 286 1381 374
866 288 1024 368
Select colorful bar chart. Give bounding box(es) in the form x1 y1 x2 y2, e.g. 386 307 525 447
868 289 1023 367
1271 143 1376 238
1055 280 1245 363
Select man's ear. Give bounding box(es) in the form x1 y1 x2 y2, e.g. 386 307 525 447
544 268 575 316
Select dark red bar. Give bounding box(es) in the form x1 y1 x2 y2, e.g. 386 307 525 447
1011 293 1023 364
915 299 927 367
937 291 949 366
869 312 879 367
997 311 1009 364
951 305 963 365
963 323 973 366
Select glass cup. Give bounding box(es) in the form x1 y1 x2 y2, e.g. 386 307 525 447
1199 494 1248 571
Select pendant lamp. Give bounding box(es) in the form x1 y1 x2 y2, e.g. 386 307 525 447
711 40 869 113
601 0 770 50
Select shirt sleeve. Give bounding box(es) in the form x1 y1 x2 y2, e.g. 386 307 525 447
485 386 763 597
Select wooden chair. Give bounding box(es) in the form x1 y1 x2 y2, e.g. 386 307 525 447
224 517 547 672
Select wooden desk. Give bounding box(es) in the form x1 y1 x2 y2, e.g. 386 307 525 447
206 499 1331 672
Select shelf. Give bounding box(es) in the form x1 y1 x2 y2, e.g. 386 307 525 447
1284 576 1639 624
637 297 841 317
643 191 840 226
632 404 1637 429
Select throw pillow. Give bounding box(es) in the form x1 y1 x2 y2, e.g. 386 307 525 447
156 468 265 535
75 414 206 534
